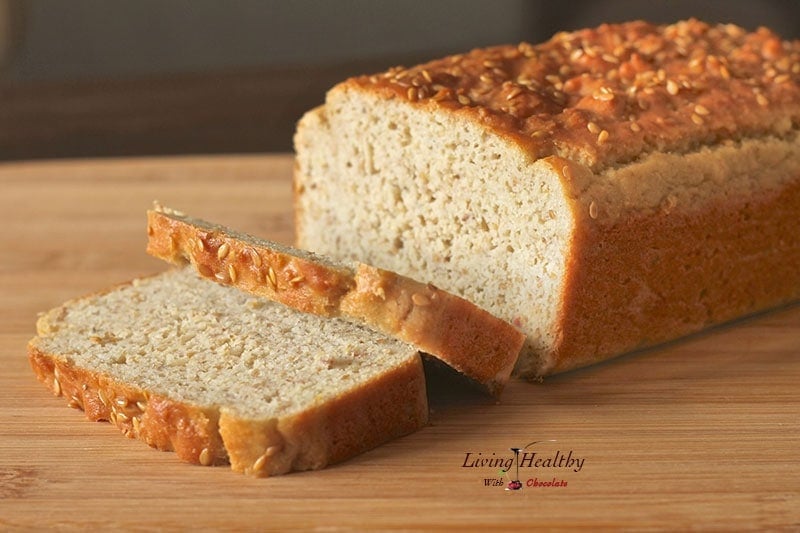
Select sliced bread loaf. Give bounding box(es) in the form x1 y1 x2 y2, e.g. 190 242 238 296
146 204 524 394
293 19 800 378
28 268 428 477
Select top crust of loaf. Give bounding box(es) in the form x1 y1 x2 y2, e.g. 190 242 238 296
341 19 800 172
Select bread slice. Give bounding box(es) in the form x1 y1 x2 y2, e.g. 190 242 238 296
293 19 800 379
28 268 428 477
146 204 524 394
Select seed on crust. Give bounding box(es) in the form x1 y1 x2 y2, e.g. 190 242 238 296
691 113 704 125
253 453 268 472
136 400 147 412
131 416 141 434
68 395 83 409
694 104 710 115
289 275 305 286
249 249 263 267
411 293 431 306
597 130 610 144
265 445 281 457
53 377 61 396
199 447 213 466
195 237 205 252
589 201 599 219
228 264 238 283
666 79 679 95
586 122 601 134
217 242 230 261
755 93 769 106
97 389 108 407
267 266 278 290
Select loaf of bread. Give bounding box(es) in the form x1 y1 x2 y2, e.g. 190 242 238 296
294 19 800 378
28 268 428 477
146 204 524 394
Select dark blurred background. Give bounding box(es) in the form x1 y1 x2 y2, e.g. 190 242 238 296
1 0 798 160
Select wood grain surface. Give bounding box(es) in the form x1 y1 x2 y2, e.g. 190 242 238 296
1 155 798 531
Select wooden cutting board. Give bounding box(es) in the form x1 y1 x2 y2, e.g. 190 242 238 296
1 155 798 530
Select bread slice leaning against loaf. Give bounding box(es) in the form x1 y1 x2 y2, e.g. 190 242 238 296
146 204 524 395
28 268 428 477
294 19 800 378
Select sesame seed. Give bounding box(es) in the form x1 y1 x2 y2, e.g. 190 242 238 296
98 389 108 407
589 201 598 219
597 130 610 144
479 73 494 83
506 87 523 100
136 400 147 412
199 448 213 466
411 293 431 306
217 243 230 261
115 397 128 408
630 122 642 132
228 264 238 283
289 275 305 286
587 122 600 134
602 53 620 64
253 453 268 472
267 267 278 290
249 249 262 267
756 93 769 106
720 65 731 79
666 80 679 95
116 411 129 423
691 113 704 125
132 416 141 434
406 87 418 102
562 165 573 180
457 94 471 106
53 377 61 396
694 104 710 115
774 74 791 84
265 445 281 457
421 69 432 83
195 237 205 252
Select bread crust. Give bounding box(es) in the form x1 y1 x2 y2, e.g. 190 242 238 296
146 207 524 394
29 328 428 477
342 19 799 172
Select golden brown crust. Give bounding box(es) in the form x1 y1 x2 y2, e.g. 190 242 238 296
547 175 800 376
345 19 800 171
28 340 428 477
28 344 228 466
146 207 524 394
220 355 428 477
